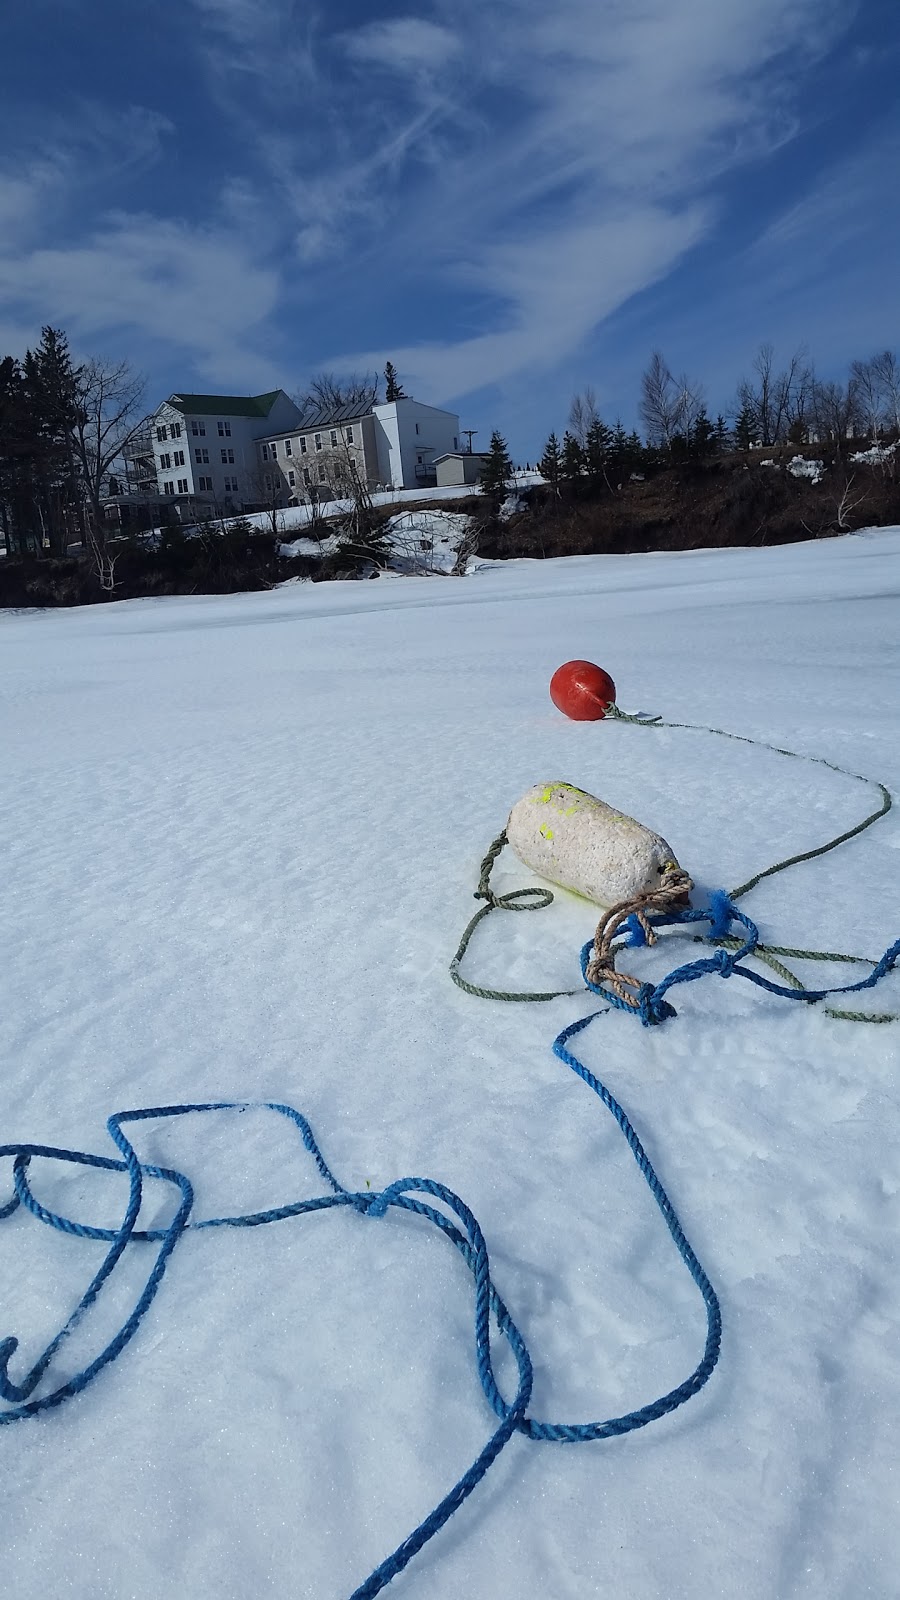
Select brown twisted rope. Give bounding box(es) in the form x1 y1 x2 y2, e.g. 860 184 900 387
585 862 694 1009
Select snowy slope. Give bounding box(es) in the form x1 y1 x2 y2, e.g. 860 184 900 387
1 528 899 1599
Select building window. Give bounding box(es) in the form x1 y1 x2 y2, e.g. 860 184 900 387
314 433 322 450
453 436 458 450
195 448 209 464
191 420 206 436
170 423 182 439
270 441 277 457
288 469 295 486
177 478 189 494
299 437 307 454
345 427 354 444
318 464 327 482
160 452 171 469
221 448 235 464
173 450 185 466
198 476 213 491
163 481 174 496
223 474 239 492
263 474 271 491
330 429 338 447
217 420 231 436
261 443 269 461
415 423 420 434
284 438 292 456
156 426 167 442
417 455 423 464
303 467 311 486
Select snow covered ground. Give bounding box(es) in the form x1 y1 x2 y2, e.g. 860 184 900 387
1 527 899 1599
280 507 477 574
197 469 544 540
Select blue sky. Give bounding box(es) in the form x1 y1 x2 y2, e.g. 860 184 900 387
1 0 898 457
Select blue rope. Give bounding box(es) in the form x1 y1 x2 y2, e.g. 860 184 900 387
589 896 900 1027
1 1069 720 1597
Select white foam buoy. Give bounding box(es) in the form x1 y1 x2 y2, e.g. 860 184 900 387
506 781 685 909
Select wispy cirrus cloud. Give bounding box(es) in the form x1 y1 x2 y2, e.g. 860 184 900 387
0 0 875 431
0 212 282 386
342 18 462 73
299 0 858 396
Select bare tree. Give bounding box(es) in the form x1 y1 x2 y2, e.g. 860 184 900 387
248 460 289 541
69 358 145 590
639 352 704 447
567 387 601 448
294 372 380 417
870 350 900 436
737 343 812 446
639 352 678 447
810 376 861 459
850 357 885 439
833 473 868 531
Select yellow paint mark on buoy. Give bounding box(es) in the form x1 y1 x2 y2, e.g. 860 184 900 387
540 824 554 841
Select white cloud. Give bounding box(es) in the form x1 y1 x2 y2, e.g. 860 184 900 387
285 0 852 399
0 0 865 412
0 213 283 391
342 18 461 73
332 204 709 399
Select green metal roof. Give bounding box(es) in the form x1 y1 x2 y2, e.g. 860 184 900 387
166 391 284 418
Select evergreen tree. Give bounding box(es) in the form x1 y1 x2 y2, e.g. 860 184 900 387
480 429 513 501
560 430 586 484
714 414 731 452
584 417 613 491
539 431 562 494
383 361 407 402
0 356 40 555
606 421 630 488
733 403 757 451
690 407 716 457
23 327 84 554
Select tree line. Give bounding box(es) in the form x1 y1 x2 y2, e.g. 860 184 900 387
478 343 900 505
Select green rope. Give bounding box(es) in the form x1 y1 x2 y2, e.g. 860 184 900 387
451 710 897 1023
604 701 893 901
450 831 582 1002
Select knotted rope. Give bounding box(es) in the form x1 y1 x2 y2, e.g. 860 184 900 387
584 861 694 1007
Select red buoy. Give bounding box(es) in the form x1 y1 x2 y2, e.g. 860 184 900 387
549 660 617 721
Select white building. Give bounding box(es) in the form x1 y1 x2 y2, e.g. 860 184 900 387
256 397 462 501
143 390 303 512
371 398 462 490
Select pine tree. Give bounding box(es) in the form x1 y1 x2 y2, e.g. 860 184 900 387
383 361 407 402
584 418 613 490
23 327 85 554
480 430 513 501
733 403 757 452
714 414 731 452
560 430 586 483
539 431 562 494
690 408 716 457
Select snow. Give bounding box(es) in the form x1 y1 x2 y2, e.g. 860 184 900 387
370 508 475 573
279 509 476 574
1 527 899 1600
182 470 543 543
851 442 898 467
787 455 825 482
759 456 826 482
